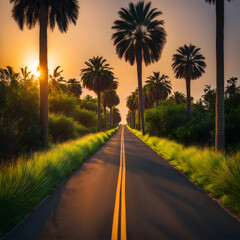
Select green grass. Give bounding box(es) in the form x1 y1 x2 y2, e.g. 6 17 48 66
0 127 119 237
128 126 240 218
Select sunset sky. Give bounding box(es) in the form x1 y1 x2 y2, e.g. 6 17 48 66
1 0 240 123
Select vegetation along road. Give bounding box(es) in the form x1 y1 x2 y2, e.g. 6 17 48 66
4 125 240 240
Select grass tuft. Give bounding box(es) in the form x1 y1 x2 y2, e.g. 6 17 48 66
0 127 118 237
128 126 240 218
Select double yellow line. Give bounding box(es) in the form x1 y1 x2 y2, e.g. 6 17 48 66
111 126 127 240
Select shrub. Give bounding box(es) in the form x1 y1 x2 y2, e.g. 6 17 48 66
145 102 186 138
73 108 97 129
49 114 79 142
49 93 79 117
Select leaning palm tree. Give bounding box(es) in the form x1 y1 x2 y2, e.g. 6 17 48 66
10 0 79 147
146 72 172 106
81 56 114 131
172 44 206 121
112 1 167 135
205 0 231 151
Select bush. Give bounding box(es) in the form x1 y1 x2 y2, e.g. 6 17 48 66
49 114 80 143
145 102 186 138
49 93 79 117
73 108 97 129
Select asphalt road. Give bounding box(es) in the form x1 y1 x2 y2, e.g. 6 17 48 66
3 125 240 240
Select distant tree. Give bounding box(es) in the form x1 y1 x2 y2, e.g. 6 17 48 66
105 90 120 129
84 95 93 101
172 44 206 121
225 77 239 98
126 91 138 128
67 78 82 98
113 107 121 127
205 0 232 151
2 66 19 86
20 67 32 82
169 91 186 105
10 0 79 147
202 85 216 112
112 1 167 135
146 72 172 106
81 56 114 131
143 85 154 109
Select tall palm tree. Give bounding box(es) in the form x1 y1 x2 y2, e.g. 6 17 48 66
205 0 232 151
81 56 114 131
106 90 120 129
146 72 172 106
112 1 167 135
10 0 79 147
172 44 206 121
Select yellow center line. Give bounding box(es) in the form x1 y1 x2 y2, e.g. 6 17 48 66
111 126 127 240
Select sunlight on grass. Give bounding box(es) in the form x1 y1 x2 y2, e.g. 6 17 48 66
128 126 240 217
0 127 119 236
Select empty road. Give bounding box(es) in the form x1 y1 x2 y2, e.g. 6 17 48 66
4 125 240 240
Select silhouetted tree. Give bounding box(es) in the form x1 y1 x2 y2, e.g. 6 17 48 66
172 44 206 121
81 56 114 131
169 91 186 105
146 72 172 106
67 78 82 98
10 0 79 147
112 1 166 135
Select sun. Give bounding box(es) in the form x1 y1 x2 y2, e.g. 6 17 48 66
31 66 40 77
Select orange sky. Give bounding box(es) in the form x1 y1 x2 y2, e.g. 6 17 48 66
1 0 240 123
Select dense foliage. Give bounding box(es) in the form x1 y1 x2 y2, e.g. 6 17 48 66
0 66 121 160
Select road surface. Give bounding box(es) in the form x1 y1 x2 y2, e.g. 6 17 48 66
3 125 240 240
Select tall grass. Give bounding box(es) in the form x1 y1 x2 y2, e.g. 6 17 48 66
128 126 240 217
0 127 118 236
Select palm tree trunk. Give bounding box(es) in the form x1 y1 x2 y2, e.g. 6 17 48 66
97 91 101 132
39 3 49 147
136 52 145 135
186 76 191 121
215 0 225 151
109 107 112 129
131 110 134 128
156 100 159 107
104 104 107 129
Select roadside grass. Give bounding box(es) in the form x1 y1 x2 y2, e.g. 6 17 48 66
0 127 119 237
128 126 240 218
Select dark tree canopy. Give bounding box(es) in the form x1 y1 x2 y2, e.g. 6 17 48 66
112 1 167 66
172 44 206 80
10 0 79 32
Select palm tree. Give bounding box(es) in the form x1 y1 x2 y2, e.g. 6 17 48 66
205 0 232 151
10 0 79 147
126 91 138 129
81 56 114 131
172 44 206 121
170 91 186 105
3 66 19 85
112 1 167 135
146 72 172 106
143 85 154 109
67 78 82 98
20 67 32 82
106 91 120 129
